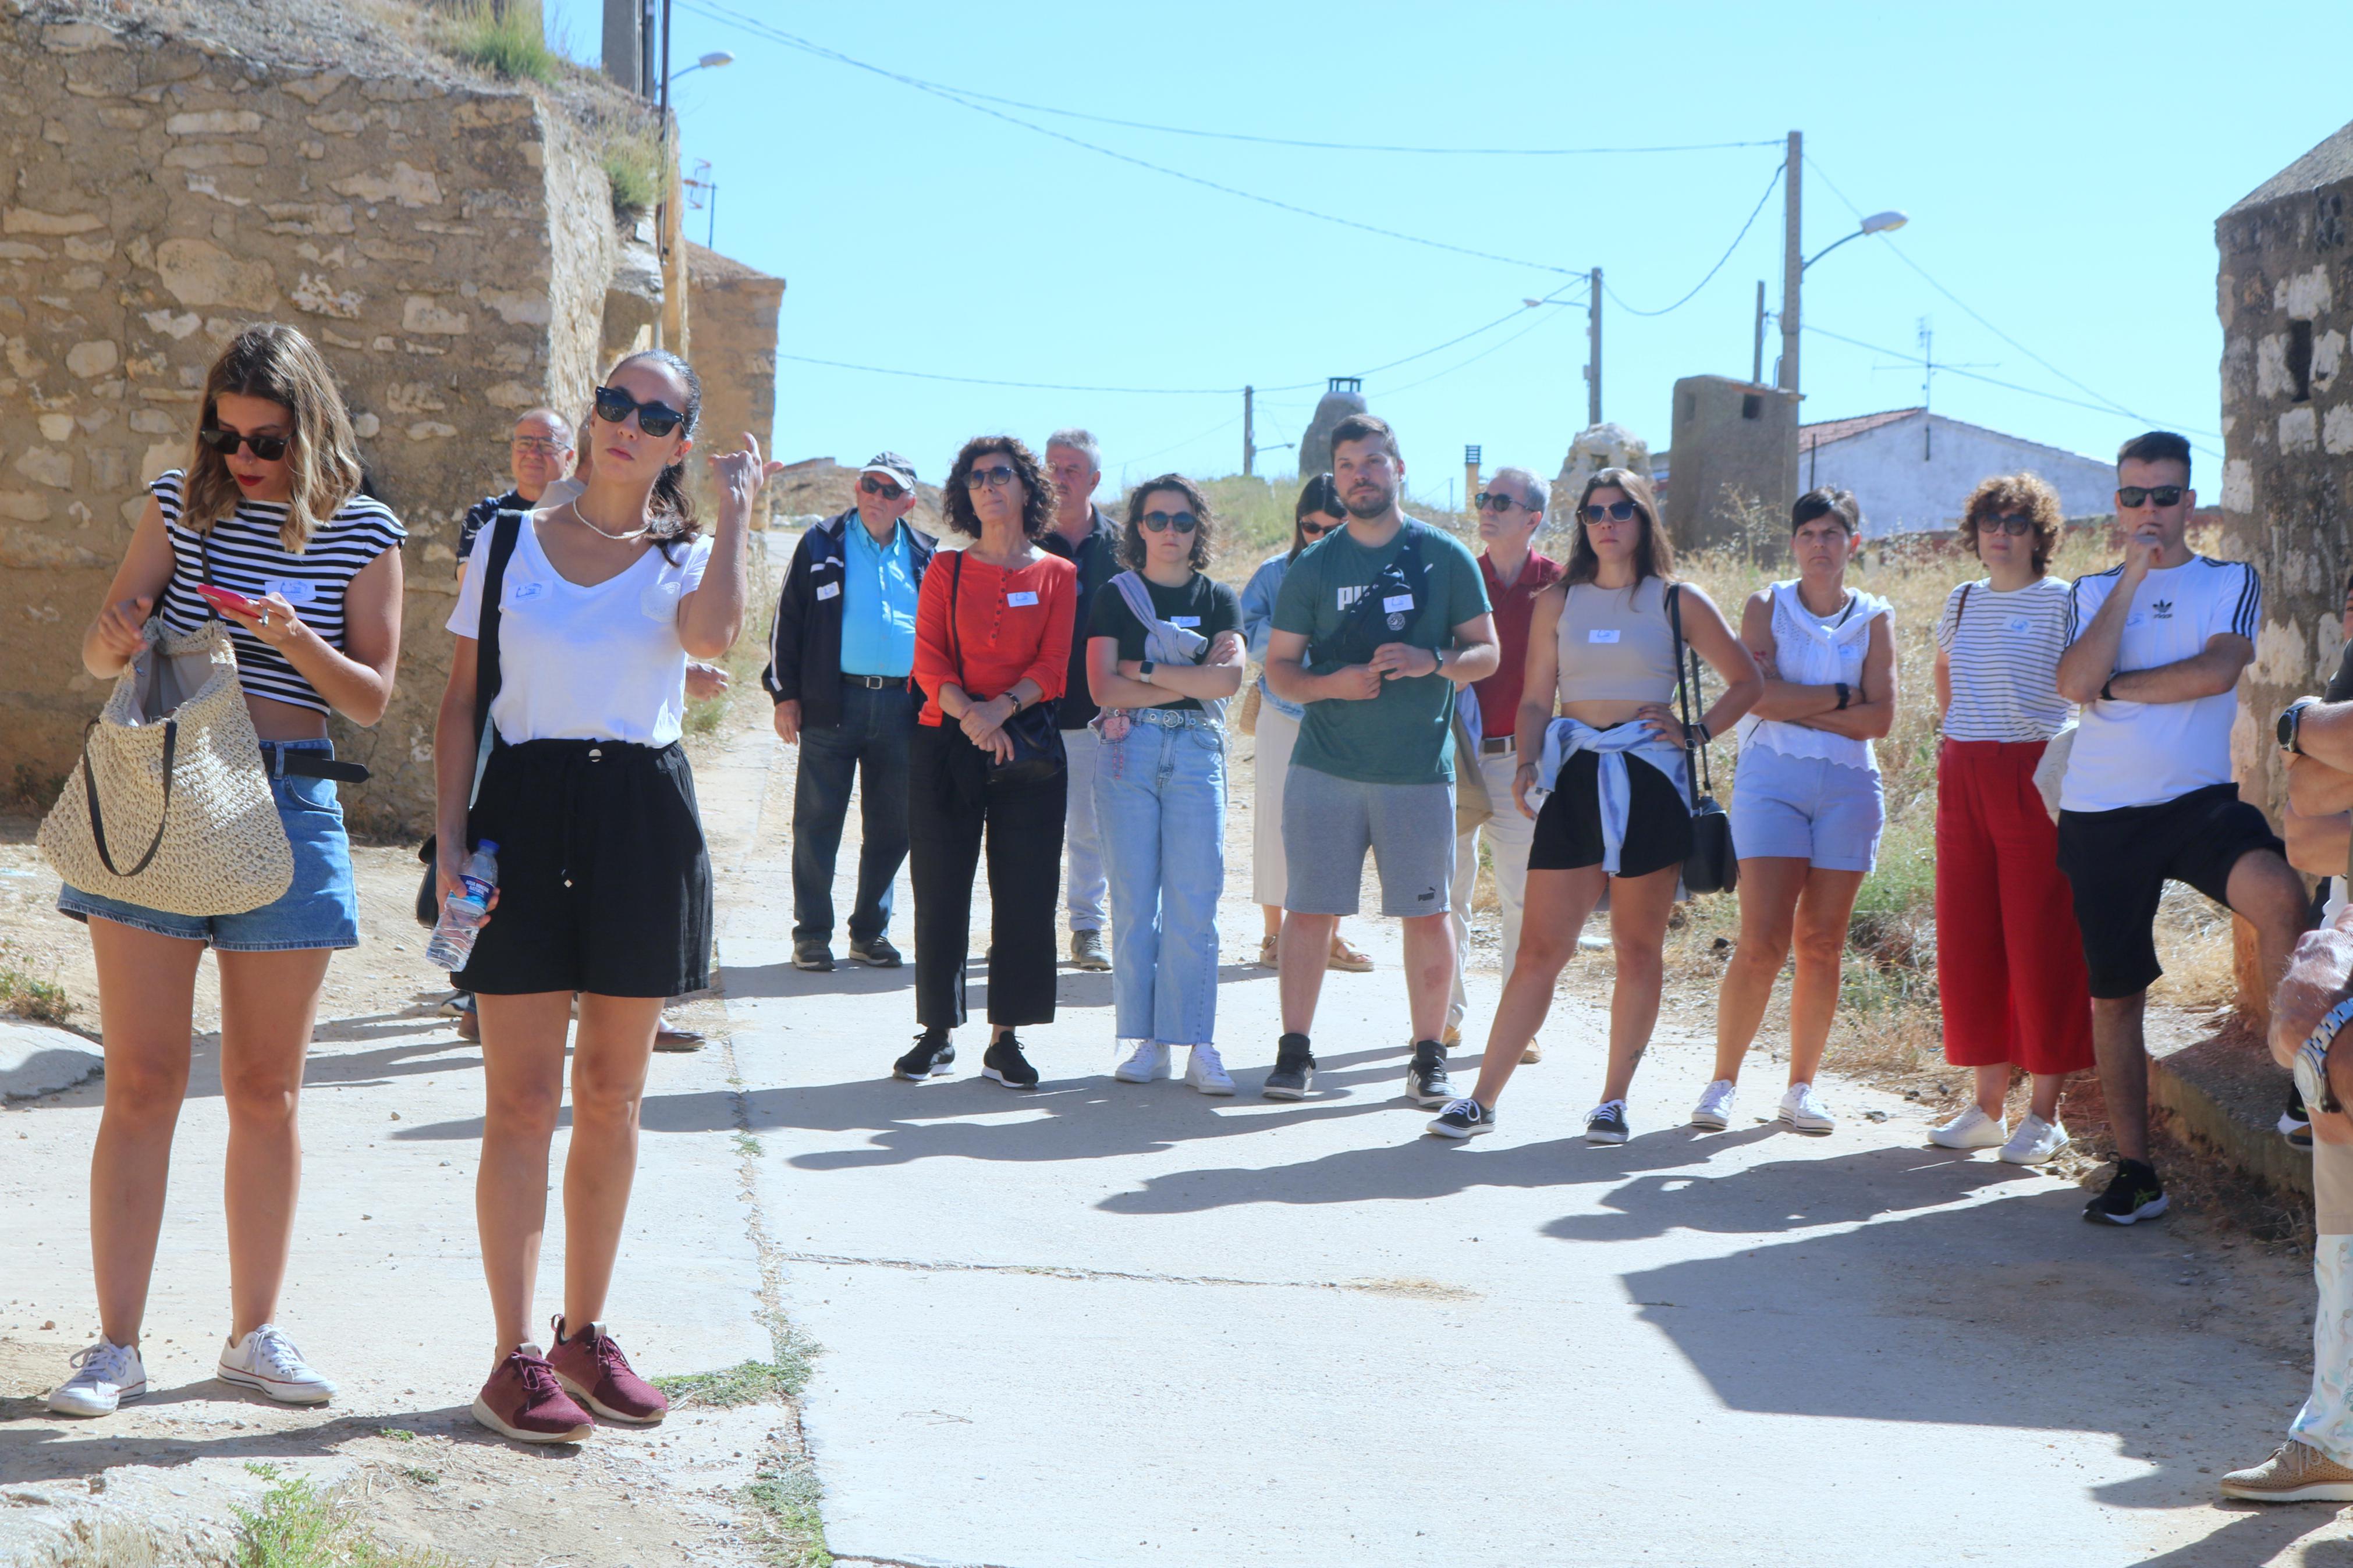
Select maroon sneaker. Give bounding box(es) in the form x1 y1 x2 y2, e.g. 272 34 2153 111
471 1347 593 1444
548 1316 668 1425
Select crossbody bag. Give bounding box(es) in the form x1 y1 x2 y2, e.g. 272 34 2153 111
1668 583 1738 894
414 509 523 925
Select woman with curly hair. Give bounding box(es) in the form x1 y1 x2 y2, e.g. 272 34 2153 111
1089 474 1247 1093
1926 471 2092 1164
894 436 1078 1090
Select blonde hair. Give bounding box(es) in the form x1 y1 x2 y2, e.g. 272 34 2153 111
181 323 364 552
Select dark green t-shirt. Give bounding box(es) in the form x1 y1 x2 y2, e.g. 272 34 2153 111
1086 571 1243 714
1270 516 1490 785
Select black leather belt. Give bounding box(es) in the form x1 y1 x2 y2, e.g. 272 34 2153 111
842 674 896 688
258 742 370 783
1479 735 1516 755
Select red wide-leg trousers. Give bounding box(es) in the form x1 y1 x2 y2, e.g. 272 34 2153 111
1934 738 2095 1075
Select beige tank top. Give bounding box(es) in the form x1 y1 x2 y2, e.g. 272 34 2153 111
1556 577 1678 704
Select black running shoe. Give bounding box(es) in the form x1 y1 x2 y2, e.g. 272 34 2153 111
1263 1033 1315 1100
982 1036 1040 1090
1404 1040 1452 1107
2283 1087 2314 1151
793 940 835 972
847 936 903 969
1426 1098 1495 1139
1585 1099 1630 1145
2084 1159 2168 1225
893 1032 955 1082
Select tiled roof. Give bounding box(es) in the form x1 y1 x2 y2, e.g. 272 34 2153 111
1798 407 1922 452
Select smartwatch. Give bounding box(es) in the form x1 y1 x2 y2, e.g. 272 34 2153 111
2100 676 2118 703
1138 661 1156 685
2297 994 2353 1115
1834 682 1851 711
2281 696 2318 756
1690 719 1712 746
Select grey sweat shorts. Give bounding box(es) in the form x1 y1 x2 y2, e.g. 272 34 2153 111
1281 764 1456 918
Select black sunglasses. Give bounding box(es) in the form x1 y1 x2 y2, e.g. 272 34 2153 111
1978 514 2036 536
965 464 1020 490
1583 500 1639 524
1298 518 1336 537
2116 484 2185 510
198 427 289 462
859 475 906 500
1142 510 1198 535
1474 491 1529 513
592 384 686 439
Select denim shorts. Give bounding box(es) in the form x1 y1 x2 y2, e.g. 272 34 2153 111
57 738 361 951
1727 742 1884 873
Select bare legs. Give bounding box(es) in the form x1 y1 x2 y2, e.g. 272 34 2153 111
1972 1064 2064 1123
476 991 661 1358
1279 908 1450 1041
1711 858 1867 1088
217 948 332 1338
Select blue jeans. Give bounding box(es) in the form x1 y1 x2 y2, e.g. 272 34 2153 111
792 678 915 945
1094 712 1226 1047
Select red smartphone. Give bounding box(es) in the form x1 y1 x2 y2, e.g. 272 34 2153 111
197 584 265 618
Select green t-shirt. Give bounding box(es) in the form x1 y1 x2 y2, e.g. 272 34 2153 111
1085 571 1243 714
1270 516 1490 785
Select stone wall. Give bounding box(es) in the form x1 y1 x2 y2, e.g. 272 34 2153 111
0 6 626 832
684 240 784 519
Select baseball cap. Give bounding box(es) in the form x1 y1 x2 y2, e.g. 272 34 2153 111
859 451 917 492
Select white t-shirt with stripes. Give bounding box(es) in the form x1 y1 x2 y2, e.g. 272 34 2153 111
2058 554 2260 813
1935 575 2074 743
151 470 406 715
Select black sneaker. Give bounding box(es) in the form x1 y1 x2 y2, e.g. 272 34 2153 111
1426 1097 1495 1139
1585 1099 1630 1145
793 940 835 972
982 1036 1040 1090
893 1032 955 1082
2083 1159 2168 1225
2283 1087 2314 1151
847 936 903 969
1263 1033 1315 1100
1404 1040 1452 1107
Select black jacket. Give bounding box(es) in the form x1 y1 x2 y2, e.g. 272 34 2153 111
760 508 937 731
1039 504 1122 730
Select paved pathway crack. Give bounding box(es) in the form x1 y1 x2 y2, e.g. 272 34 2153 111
775 1249 1480 1299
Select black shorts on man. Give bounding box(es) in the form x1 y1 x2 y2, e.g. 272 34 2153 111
2055 783 2284 998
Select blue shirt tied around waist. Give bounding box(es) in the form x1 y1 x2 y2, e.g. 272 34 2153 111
839 519 920 678
1530 716 1690 876
1240 552 1304 722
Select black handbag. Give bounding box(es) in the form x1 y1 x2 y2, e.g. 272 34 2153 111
415 510 523 926
1668 583 1738 895
946 550 1066 787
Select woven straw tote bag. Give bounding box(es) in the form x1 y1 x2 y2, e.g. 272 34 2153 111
38 616 293 915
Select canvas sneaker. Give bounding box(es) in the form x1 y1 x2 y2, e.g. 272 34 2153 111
1999 1114 2070 1166
473 1346 594 1444
2084 1159 2168 1226
1585 1100 1631 1144
1113 1041 1172 1083
2220 1441 2353 1502
1263 1034 1315 1100
2283 1088 2315 1151
548 1316 667 1425
846 936 902 968
982 1036 1041 1090
1070 930 1112 971
46 1338 146 1417
1404 1040 1453 1107
1185 1044 1236 1096
1929 1104 2008 1150
217 1324 335 1405
1779 1082 1835 1135
1690 1079 1738 1130
893 1032 956 1082
1426 1098 1495 1139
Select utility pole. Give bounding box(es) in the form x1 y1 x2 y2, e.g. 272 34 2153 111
1464 445 1481 513
1243 386 1254 478
1752 280 1767 385
1779 129 1802 399
1586 266 1603 426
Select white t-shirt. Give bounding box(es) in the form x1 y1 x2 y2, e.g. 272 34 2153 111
448 513 713 746
1935 575 2074 743
2057 555 2259 813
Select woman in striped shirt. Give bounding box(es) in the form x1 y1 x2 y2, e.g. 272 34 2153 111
48 323 404 1420
1928 472 2093 1165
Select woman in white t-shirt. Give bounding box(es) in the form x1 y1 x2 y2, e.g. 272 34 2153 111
435 349 779 1444
1926 474 2093 1165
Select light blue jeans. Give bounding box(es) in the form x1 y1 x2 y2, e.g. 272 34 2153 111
1094 711 1227 1048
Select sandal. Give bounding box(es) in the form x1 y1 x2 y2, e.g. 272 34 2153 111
1326 936 1374 973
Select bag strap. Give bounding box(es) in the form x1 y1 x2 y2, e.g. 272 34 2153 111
946 550 966 678
1955 581 1971 631
80 717 177 879
462 509 524 805
1667 584 1710 806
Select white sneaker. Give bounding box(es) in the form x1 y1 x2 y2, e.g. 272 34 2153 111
47 1338 147 1417
1113 1041 1171 1083
1778 1082 1834 1135
218 1324 336 1405
1929 1104 2008 1150
1185 1044 1236 1096
1691 1079 1738 1130
2000 1113 2070 1165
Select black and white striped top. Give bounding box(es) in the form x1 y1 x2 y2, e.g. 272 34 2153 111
151 469 407 714
1935 575 2075 742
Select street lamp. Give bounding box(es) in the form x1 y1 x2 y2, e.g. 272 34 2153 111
669 50 734 83
1802 209 1908 272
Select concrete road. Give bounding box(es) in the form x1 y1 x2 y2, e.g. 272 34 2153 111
703 721 2344 1568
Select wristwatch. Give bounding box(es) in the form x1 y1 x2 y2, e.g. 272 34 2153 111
2100 676 2118 703
1834 682 1851 711
2296 993 2353 1115
1138 661 1156 685
2280 696 2318 756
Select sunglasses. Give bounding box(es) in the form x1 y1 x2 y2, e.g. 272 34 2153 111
198 427 289 462
1583 500 1639 524
1298 518 1336 538
511 435 571 457
860 475 907 500
592 384 686 439
1978 514 2036 536
1142 510 1198 535
965 464 1020 490
2116 484 2185 510
1474 491 1528 513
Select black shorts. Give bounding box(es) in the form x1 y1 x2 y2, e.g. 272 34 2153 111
2054 782 2285 999
1527 748 1693 878
456 738 713 998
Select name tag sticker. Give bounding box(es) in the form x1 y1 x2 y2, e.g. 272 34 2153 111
1588 628 1621 644
1006 590 1039 607
2004 616 2031 633
507 580 546 605
263 578 318 605
815 582 841 601
2125 613 2146 628
1382 593 1415 614
1170 616 1201 627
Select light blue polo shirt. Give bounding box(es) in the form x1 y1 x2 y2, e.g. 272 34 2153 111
839 518 919 678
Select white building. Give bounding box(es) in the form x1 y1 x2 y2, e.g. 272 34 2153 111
1794 407 2117 537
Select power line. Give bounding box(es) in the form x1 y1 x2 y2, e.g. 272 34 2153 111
1604 162 1786 317
1373 304 1578 400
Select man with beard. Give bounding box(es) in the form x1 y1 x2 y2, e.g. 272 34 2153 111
1262 414 1499 1103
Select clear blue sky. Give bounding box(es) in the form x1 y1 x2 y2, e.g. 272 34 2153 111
546 0 2350 506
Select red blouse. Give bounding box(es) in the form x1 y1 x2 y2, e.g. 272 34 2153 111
913 548 1078 727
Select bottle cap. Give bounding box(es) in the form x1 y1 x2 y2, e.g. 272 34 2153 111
477 839 500 854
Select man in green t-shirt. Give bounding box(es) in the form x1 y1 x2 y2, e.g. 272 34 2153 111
1264 413 1498 1105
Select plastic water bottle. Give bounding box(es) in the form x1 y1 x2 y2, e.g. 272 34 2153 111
424 840 500 972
